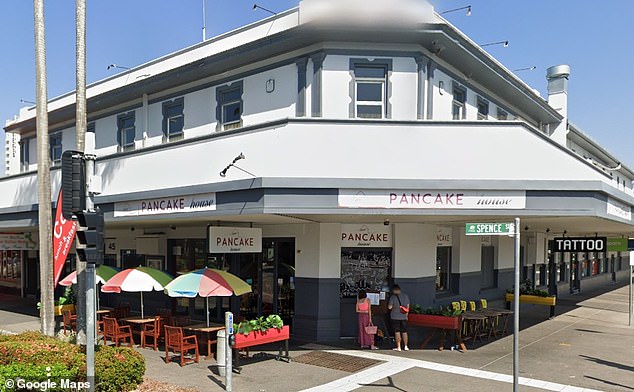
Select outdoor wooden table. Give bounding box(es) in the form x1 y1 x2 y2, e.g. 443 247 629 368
183 323 225 359
461 312 488 347
119 316 156 339
487 308 513 336
478 309 503 339
96 309 112 318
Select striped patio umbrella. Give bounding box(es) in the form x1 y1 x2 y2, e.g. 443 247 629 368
164 267 251 326
59 265 120 286
102 266 173 318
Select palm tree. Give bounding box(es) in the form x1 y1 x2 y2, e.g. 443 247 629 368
33 0 54 337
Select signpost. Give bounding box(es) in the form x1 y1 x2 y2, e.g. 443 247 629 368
630 251 634 327
466 219 520 392
225 311 233 392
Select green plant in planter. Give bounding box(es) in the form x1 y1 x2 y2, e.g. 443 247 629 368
37 286 76 310
234 314 284 336
506 279 553 297
415 305 462 317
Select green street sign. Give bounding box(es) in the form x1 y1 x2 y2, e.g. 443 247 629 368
465 222 515 236
607 238 628 252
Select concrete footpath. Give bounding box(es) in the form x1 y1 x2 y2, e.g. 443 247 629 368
1 284 633 392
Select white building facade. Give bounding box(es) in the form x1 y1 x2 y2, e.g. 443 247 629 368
2 0 634 340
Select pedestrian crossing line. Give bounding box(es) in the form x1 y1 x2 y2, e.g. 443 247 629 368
300 350 603 392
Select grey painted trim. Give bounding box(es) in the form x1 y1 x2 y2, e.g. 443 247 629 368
9 118 619 193
425 61 436 120
310 53 326 117
323 48 520 124
348 58 393 119
295 57 308 117
428 26 562 122
415 56 428 120
6 26 560 135
146 57 300 107
215 80 244 132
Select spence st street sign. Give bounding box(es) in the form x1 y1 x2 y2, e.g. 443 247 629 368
465 222 515 236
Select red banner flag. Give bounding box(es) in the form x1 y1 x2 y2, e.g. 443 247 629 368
53 190 78 287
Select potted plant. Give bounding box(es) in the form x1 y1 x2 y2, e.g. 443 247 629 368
233 314 290 349
38 286 76 316
408 305 462 330
505 280 556 306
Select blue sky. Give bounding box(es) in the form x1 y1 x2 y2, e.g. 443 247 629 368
1 0 632 174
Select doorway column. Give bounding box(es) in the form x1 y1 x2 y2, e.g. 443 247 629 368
451 226 481 298
393 223 436 307
294 223 341 342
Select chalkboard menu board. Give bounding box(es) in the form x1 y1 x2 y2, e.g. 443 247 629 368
340 248 392 298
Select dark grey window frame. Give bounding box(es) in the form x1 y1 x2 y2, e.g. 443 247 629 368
216 81 243 131
349 58 393 119
162 97 185 142
496 107 509 121
87 122 96 133
49 132 62 165
452 83 467 120
476 96 489 120
117 111 136 152
19 137 30 172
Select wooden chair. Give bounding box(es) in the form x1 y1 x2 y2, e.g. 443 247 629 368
62 310 77 333
141 316 163 351
164 325 199 367
103 317 134 347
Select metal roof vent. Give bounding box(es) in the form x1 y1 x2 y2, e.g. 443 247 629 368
546 64 571 80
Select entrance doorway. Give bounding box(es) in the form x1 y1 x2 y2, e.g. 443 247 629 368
209 238 296 329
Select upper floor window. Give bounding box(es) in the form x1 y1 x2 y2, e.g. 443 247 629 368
216 82 243 131
477 97 489 120
452 84 466 120
19 138 30 172
49 133 62 165
117 112 136 152
496 108 508 121
353 65 388 119
162 97 184 142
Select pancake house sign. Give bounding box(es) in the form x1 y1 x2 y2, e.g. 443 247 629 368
208 227 262 253
341 224 392 248
114 192 216 217
338 189 526 210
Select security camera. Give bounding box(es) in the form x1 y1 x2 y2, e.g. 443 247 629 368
384 219 390 226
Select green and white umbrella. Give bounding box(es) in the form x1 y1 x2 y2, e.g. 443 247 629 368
164 267 251 326
102 266 173 318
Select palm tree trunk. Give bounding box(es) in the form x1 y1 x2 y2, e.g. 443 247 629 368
33 0 54 337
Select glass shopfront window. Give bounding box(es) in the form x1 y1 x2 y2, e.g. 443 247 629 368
436 246 451 292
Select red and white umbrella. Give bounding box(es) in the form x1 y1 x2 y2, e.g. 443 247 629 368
102 266 173 318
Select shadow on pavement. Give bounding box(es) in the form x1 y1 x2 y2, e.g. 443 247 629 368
580 355 634 372
584 375 634 391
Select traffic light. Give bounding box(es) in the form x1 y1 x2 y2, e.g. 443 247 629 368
61 150 86 220
75 210 104 265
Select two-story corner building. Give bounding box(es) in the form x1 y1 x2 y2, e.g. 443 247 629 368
1 0 633 341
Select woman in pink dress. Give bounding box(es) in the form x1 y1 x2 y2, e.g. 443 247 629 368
356 290 377 349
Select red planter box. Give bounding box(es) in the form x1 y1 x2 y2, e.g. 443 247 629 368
408 314 461 330
233 325 290 350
